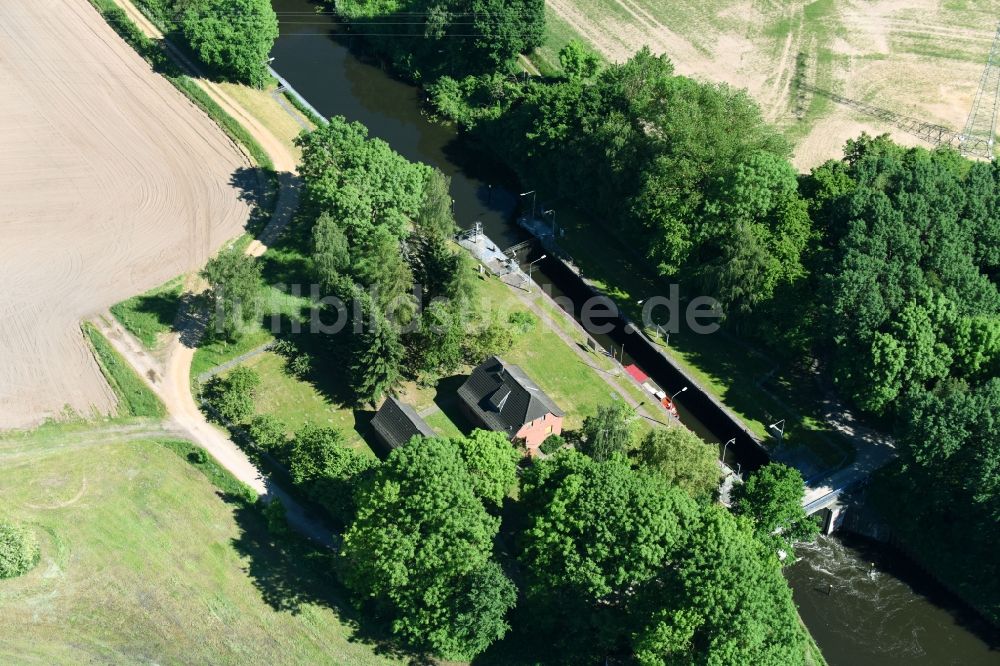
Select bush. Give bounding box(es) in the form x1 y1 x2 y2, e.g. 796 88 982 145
271 339 296 357
539 434 566 456
465 318 515 363
508 310 537 334
188 448 209 464
0 521 40 579
287 353 312 379
248 414 287 454
205 366 261 426
263 498 289 536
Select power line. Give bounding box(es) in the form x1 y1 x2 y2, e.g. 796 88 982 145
960 22 1000 159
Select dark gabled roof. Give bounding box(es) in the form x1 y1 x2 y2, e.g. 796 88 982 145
371 397 436 449
457 356 564 435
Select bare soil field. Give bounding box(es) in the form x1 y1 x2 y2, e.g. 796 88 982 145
0 0 251 428
543 0 1000 168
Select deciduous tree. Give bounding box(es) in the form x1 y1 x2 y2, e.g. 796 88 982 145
580 400 637 461
201 249 263 341
181 0 278 87
635 426 720 501
454 429 519 507
732 463 817 562
340 437 515 659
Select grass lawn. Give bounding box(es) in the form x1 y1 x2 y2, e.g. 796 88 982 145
0 426 401 665
232 351 464 457
220 267 643 457
478 276 636 431
109 275 184 349
239 351 375 455
82 322 165 419
192 326 275 381
216 81 314 159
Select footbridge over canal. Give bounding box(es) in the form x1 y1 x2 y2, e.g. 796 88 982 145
802 430 897 534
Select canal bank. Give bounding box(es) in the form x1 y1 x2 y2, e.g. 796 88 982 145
267 1 997 661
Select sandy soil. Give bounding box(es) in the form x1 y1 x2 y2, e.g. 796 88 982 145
546 0 1000 169
0 0 252 429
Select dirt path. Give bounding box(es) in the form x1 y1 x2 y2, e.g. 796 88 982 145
90 0 333 546
0 0 254 429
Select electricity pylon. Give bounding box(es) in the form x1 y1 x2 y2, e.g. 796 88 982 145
959 23 1000 160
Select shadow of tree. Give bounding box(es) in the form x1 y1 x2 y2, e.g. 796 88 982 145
229 166 278 240
432 373 475 436
225 500 421 662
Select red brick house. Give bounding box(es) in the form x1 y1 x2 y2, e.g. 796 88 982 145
457 356 564 455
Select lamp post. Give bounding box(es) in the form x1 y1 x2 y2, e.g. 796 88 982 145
670 386 688 402
721 437 736 463
519 190 537 221
543 208 557 238
769 419 786 448
525 255 546 293
638 298 669 345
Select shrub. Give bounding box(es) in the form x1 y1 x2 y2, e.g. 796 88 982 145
205 366 261 426
539 434 566 456
188 448 209 464
263 498 289 536
465 318 515 363
248 414 287 454
287 353 312 379
508 310 537 334
271 339 296 357
0 521 40 579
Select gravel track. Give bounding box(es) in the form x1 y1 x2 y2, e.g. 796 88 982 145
0 0 252 428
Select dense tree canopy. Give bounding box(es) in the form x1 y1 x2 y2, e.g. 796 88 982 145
805 137 1000 414
180 0 278 87
518 452 806 663
297 117 429 244
340 437 515 659
434 48 805 318
334 0 544 81
518 452 697 656
297 117 484 401
453 429 520 507
631 505 805 665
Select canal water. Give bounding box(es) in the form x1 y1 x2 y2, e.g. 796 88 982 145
268 2 999 662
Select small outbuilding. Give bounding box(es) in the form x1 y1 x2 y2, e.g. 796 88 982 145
457 355 564 455
370 396 436 452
